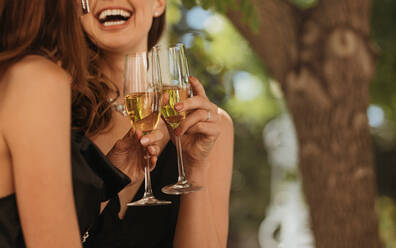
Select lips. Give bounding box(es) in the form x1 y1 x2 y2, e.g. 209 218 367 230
96 7 133 27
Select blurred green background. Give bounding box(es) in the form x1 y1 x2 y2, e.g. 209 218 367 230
166 0 396 247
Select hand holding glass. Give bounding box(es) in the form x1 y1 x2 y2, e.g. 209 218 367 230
154 44 202 195
124 52 171 206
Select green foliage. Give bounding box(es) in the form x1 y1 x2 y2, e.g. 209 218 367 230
377 197 396 248
181 0 260 32
371 1 396 246
371 0 396 130
288 0 318 9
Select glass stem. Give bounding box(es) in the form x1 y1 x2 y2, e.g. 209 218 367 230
175 135 187 184
143 153 153 198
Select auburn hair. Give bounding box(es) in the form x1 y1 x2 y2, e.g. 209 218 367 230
0 0 90 131
0 0 166 137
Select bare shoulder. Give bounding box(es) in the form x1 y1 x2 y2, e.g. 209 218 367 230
5 55 70 87
1 55 71 107
0 55 71 138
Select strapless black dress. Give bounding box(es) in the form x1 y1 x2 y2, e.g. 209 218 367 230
85 142 181 248
0 131 131 248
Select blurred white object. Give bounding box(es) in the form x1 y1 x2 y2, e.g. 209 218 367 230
259 113 314 248
263 113 298 170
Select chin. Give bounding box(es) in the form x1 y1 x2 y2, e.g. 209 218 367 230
96 35 144 54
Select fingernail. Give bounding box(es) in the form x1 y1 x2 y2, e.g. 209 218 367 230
175 103 183 111
140 137 149 145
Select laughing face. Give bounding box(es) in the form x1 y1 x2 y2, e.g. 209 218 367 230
81 0 166 54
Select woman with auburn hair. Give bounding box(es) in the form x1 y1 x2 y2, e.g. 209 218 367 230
0 0 164 247
0 1 86 247
79 0 234 247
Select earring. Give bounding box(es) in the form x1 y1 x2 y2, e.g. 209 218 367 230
81 0 90 14
154 12 159 17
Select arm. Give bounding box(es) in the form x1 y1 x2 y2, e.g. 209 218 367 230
2 56 82 248
173 77 234 248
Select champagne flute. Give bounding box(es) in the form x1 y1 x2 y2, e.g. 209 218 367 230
124 52 171 206
154 43 203 195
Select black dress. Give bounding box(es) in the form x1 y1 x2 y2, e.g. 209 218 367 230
0 131 130 248
86 142 181 248
0 194 24 247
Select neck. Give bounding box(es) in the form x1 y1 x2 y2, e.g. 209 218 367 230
99 41 148 93
99 53 125 92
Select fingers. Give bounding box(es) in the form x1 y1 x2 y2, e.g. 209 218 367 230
150 156 158 167
175 110 218 137
138 128 163 159
186 122 220 140
147 145 159 170
147 145 160 157
189 76 206 97
139 129 164 147
175 95 215 114
173 77 218 120
142 144 160 170
112 127 162 153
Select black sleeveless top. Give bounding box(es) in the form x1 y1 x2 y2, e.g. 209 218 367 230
86 142 181 248
0 131 130 248
0 194 23 247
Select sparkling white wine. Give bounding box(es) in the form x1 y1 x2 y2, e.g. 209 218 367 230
161 85 190 129
124 92 161 133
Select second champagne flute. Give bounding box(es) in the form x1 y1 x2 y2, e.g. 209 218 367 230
155 44 202 195
124 52 171 206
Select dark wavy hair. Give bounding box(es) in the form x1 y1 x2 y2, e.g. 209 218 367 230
0 0 90 128
75 11 166 136
0 0 166 137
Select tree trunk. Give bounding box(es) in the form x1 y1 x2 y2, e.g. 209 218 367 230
228 0 381 247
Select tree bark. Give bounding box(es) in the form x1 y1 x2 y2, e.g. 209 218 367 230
228 0 381 247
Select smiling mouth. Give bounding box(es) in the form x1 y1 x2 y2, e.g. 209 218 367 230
96 8 132 27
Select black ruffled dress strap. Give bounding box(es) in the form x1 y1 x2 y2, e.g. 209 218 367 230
71 131 131 236
74 132 131 200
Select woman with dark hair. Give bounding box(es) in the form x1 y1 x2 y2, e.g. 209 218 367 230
0 0 164 247
0 1 89 247
79 0 234 247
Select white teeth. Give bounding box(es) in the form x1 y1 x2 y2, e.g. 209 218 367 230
98 8 131 21
99 11 105 20
103 20 126 26
121 10 130 17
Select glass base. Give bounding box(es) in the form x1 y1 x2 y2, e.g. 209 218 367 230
162 181 202 195
127 196 172 207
